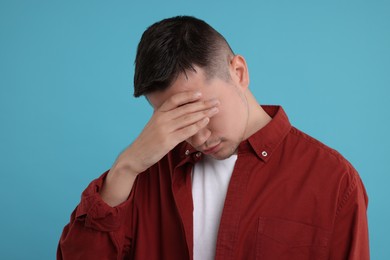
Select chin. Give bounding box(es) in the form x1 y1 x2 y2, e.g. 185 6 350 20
211 145 238 160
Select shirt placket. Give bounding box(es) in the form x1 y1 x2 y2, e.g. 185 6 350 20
215 152 266 260
171 151 203 260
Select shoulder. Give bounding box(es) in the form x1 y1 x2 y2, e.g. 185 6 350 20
288 126 354 169
286 126 366 205
284 126 361 188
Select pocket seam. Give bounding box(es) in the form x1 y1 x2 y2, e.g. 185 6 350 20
257 217 330 247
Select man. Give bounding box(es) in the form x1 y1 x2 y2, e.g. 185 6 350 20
57 16 369 259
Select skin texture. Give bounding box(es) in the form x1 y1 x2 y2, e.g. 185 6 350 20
148 55 263 159
100 55 272 206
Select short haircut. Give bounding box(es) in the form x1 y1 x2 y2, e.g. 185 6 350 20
133 16 235 97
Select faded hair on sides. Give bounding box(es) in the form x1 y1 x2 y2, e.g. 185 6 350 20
133 15 234 97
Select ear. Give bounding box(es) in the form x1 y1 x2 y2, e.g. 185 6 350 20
229 55 250 90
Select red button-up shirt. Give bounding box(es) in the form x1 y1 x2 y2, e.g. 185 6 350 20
57 105 369 260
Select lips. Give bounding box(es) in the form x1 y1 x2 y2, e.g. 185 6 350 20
203 142 221 154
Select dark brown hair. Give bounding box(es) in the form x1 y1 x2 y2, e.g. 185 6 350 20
133 16 234 97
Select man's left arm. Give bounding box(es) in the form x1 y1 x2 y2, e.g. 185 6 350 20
329 168 370 259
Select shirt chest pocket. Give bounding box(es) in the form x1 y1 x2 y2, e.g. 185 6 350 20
256 217 331 260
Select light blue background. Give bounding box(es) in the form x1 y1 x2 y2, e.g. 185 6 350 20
0 0 388 259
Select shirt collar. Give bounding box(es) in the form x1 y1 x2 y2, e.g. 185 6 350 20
242 105 292 162
178 105 292 163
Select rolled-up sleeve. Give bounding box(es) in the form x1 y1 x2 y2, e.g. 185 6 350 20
57 170 137 260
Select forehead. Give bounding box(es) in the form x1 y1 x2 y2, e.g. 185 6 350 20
147 67 211 109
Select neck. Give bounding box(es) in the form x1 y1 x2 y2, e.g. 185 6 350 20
243 91 272 140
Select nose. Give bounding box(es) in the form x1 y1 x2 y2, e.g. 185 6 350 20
189 127 211 148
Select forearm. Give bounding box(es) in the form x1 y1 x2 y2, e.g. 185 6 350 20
100 155 139 207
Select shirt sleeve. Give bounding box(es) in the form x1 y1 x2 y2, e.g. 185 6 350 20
57 170 138 260
329 166 370 259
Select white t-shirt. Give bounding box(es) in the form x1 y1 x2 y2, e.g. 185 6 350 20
192 154 238 260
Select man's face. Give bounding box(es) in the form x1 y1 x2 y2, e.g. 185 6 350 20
147 66 249 160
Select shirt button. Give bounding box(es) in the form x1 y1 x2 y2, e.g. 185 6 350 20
185 150 190 156
261 151 268 157
195 152 202 158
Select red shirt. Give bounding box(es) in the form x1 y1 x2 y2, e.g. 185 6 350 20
57 105 369 260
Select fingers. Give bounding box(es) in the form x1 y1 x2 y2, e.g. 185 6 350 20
154 90 220 149
159 91 202 112
168 98 220 120
173 117 211 142
168 106 219 132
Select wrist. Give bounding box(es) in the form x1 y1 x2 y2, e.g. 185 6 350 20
113 150 146 176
